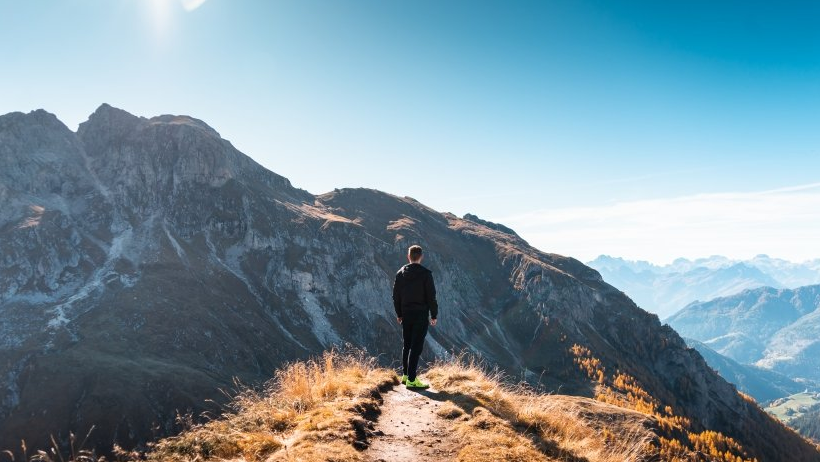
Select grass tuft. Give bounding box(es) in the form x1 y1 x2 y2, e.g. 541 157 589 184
436 401 466 420
145 348 395 462
426 354 654 462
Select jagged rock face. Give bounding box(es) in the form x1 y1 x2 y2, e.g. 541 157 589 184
1 106 817 461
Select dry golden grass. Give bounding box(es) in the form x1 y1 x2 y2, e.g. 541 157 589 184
266 441 362 462
425 355 655 462
569 344 759 462
12 349 756 462
2 428 120 462
454 407 550 462
436 401 466 420
147 351 663 462
146 349 395 462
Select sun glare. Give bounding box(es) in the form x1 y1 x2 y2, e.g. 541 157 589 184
145 0 205 40
180 0 208 11
147 0 173 35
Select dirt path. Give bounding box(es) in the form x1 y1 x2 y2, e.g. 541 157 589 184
365 384 462 461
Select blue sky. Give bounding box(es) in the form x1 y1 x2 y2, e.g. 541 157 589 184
2 0 820 263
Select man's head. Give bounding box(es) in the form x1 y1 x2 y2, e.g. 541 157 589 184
407 245 424 263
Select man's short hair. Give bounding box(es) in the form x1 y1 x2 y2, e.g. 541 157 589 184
408 245 423 261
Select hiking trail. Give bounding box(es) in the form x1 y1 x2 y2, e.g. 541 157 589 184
364 383 462 461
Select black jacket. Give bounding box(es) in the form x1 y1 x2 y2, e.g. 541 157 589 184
392 263 438 319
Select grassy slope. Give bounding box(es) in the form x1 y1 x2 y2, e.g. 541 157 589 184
766 393 820 444
789 405 820 443
146 350 660 462
9 350 820 462
766 392 820 421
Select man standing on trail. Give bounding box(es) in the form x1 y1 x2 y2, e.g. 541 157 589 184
393 244 438 389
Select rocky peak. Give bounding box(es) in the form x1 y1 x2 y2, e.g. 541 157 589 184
462 213 519 237
0 109 68 131
148 114 221 138
77 103 143 136
0 109 75 148
0 109 89 204
76 104 253 198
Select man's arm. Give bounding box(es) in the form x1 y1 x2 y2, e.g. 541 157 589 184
392 271 403 320
425 271 438 321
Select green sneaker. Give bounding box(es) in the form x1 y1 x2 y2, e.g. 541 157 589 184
399 374 408 384
405 378 430 389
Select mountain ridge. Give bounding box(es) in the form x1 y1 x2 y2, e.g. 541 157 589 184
1 105 818 461
587 254 820 318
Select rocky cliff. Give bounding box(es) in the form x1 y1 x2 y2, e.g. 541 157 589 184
1 105 818 461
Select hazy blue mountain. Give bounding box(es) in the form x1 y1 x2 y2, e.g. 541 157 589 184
759 307 820 379
684 338 807 403
748 255 820 288
588 255 781 318
587 254 820 318
669 285 820 382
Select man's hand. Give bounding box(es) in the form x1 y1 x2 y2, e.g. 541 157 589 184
430 318 437 327
397 317 403 324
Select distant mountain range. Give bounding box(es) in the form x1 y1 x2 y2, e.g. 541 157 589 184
684 338 807 403
588 255 820 319
5 105 816 461
668 285 820 383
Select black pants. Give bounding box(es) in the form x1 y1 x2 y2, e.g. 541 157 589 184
401 311 429 382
